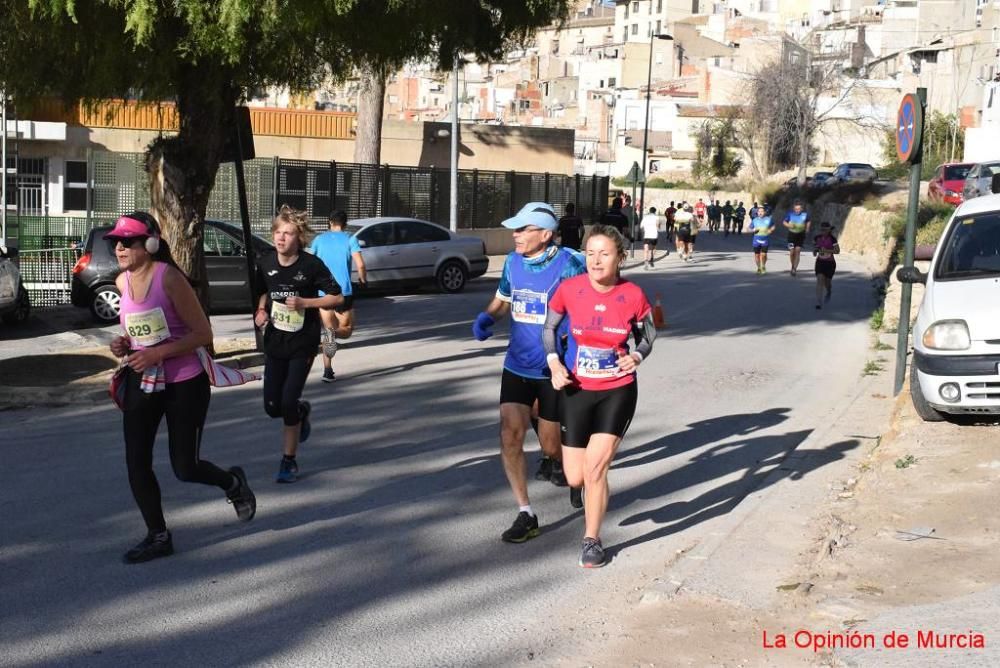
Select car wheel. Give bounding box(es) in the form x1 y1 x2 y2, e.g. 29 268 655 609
909 359 945 422
436 260 468 293
91 284 122 323
1 284 30 324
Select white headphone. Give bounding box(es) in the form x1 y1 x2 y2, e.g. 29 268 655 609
125 212 161 254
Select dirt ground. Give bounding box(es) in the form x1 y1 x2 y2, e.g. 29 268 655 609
579 387 998 667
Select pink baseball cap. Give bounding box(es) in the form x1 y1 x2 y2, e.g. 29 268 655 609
105 213 158 241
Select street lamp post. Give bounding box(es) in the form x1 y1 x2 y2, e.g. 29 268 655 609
639 32 674 232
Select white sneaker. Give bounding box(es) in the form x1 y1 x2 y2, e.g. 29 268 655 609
321 327 338 357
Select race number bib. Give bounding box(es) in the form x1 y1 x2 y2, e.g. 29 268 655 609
270 301 305 333
125 307 170 347
576 346 620 379
511 289 547 325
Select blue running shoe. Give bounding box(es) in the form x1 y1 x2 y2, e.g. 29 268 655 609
299 400 312 443
276 457 298 483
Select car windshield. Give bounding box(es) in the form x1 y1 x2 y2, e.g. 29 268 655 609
982 163 1000 177
944 165 972 180
848 164 872 170
935 212 1000 280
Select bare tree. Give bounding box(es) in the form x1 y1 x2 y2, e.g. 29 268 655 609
739 53 888 182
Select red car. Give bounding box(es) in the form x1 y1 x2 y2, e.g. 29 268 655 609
928 162 973 205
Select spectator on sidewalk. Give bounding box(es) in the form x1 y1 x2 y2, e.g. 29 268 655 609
557 203 585 251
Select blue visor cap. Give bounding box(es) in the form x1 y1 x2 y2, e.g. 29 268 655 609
500 202 559 231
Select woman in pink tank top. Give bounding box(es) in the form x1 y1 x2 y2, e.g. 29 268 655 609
106 212 256 564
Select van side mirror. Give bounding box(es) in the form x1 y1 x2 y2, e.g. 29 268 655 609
896 266 927 285
992 173 1000 194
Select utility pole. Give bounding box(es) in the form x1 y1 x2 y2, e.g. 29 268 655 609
450 55 459 233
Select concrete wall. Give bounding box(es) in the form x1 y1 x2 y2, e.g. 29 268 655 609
18 121 575 175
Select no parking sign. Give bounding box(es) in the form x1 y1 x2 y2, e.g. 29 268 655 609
895 93 924 164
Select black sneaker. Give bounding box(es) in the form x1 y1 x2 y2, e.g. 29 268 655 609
579 537 606 568
534 456 553 481
299 401 312 443
321 368 336 383
501 511 540 543
548 459 568 487
226 466 256 521
570 487 583 509
123 530 174 564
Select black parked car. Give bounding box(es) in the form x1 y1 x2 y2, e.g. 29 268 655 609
72 220 273 323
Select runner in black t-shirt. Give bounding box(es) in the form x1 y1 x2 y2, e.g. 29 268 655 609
254 205 342 483
557 203 585 251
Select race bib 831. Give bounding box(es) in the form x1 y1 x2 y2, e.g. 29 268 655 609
271 301 305 333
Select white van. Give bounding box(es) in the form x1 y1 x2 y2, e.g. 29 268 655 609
898 193 1000 420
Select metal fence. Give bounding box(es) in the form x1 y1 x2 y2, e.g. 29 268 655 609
17 151 607 244
19 247 79 307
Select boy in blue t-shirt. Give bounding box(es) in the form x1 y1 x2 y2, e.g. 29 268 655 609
309 210 368 382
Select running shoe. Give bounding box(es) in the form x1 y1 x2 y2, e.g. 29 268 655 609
761 267 766 275
570 487 583 509
321 328 338 357
549 459 568 487
123 530 173 564
579 537 606 568
226 466 256 521
322 368 336 383
299 400 312 443
276 456 299 483
501 511 540 543
816 304 822 310
534 456 553 482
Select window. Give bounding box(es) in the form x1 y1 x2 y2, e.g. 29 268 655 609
633 1 639 12
623 28 628 42
657 0 663 11
395 220 450 244
624 3 629 18
63 160 87 211
356 223 393 248
203 226 243 257
935 212 1000 279
608 77 616 87
656 20 661 34
632 23 638 35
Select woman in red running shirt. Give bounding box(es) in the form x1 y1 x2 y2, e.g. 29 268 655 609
543 224 657 568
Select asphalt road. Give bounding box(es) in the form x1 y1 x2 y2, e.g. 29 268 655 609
1 232 877 667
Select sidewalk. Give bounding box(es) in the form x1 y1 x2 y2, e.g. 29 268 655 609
584 342 1000 666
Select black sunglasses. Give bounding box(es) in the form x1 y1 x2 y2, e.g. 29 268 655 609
108 237 147 249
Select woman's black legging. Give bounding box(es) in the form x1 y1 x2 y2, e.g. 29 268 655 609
263 356 313 425
123 372 233 533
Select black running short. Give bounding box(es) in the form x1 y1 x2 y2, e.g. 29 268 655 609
815 260 836 278
500 369 561 422
677 229 691 243
643 238 658 247
560 382 638 448
336 295 355 313
787 232 806 248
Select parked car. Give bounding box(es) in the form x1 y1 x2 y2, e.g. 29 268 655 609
344 217 489 293
897 192 1000 421
961 161 1000 201
0 244 31 325
72 220 273 323
811 171 834 188
829 163 877 185
928 162 973 205
784 175 813 187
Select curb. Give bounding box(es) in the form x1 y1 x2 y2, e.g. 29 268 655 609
217 351 265 370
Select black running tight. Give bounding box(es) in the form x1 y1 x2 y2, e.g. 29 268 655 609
263 356 313 425
123 372 233 533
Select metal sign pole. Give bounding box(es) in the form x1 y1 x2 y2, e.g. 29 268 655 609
893 88 926 395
